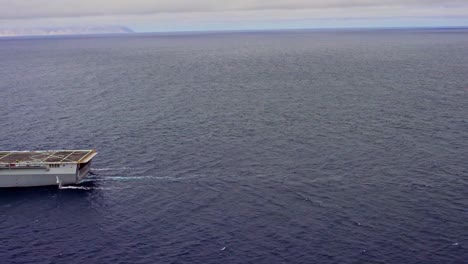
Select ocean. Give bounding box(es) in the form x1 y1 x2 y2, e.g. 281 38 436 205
0 29 467 263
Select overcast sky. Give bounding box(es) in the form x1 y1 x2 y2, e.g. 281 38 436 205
1 0 468 31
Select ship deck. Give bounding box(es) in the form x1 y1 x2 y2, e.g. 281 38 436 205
0 150 96 164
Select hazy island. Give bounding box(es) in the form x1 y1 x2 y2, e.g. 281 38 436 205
0 26 134 37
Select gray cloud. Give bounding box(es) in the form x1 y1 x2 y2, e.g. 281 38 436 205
1 0 467 19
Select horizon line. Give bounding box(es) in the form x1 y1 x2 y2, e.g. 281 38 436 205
1 25 467 40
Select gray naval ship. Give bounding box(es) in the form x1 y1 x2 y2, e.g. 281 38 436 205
0 150 97 187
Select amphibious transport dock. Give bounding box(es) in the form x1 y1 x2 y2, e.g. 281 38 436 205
0 150 97 187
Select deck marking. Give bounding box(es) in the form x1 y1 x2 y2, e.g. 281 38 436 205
59 151 76 162
0 152 13 162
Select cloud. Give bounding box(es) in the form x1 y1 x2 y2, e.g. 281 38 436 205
1 0 467 31
1 0 467 19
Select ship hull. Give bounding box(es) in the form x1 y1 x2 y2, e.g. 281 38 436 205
0 173 77 188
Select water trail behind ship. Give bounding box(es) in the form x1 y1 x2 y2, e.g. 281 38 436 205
84 175 201 182
85 167 204 183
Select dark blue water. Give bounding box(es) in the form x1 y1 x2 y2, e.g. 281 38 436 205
1 29 467 264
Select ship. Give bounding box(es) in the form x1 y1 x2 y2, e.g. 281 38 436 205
0 150 97 187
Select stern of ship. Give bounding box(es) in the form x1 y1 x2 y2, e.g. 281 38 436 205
76 151 97 183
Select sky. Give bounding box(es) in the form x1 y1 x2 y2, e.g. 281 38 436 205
1 0 468 32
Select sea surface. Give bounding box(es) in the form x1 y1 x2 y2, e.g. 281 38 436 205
0 29 467 264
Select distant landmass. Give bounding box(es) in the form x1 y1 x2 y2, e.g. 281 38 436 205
0 26 134 37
